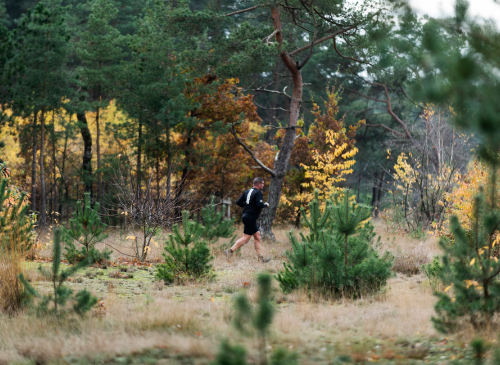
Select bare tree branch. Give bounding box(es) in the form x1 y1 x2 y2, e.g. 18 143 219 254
289 26 356 56
333 37 370 65
254 102 290 112
359 122 406 138
263 125 302 129
225 5 263 17
262 29 279 45
350 80 414 140
230 123 276 177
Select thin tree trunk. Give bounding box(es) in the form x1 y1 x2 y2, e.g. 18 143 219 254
167 124 174 223
39 108 47 226
59 124 68 217
31 110 38 212
156 137 160 203
96 106 101 203
374 171 385 218
259 7 303 240
136 118 142 198
77 112 93 195
52 113 57 219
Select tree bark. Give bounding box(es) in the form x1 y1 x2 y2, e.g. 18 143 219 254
59 126 68 217
51 112 57 219
166 124 173 225
39 109 47 226
31 110 38 212
259 7 303 240
136 118 142 198
156 137 160 203
77 112 93 195
96 106 101 203
374 171 385 218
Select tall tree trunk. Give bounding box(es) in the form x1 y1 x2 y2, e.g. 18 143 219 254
258 7 303 240
166 124 173 225
156 137 160 203
96 106 101 203
39 109 47 226
374 171 385 218
31 110 38 212
136 118 142 198
59 126 68 217
77 112 93 195
175 129 191 219
52 112 57 219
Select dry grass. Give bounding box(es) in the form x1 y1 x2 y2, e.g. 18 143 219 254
0 226 26 315
373 220 440 275
0 221 452 363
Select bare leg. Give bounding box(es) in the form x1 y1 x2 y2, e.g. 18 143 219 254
231 234 252 252
253 231 262 256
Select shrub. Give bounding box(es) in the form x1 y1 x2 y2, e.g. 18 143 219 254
212 273 297 365
432 191 500 333
0 173 35 253
276 191 393 297
201 196 236 245
19 227 97 316
0 224 27 315
156 211 213 284
0 171 34 315
62 192 111 264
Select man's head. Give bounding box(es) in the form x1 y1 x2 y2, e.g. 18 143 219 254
253 177 265 190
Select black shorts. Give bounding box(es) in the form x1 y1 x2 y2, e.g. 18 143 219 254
242 215 259 235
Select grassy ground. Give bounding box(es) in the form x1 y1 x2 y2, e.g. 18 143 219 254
0 221 482 364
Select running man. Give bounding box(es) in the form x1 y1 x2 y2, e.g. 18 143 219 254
223 177 271 263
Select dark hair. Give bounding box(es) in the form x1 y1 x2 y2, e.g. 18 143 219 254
253 177 264 186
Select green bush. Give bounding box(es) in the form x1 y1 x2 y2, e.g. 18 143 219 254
432 193 500 333
62 192 111 264
0 173 34 252
156 211 213 284
19 227 97 316
276 191 393 297
201 196 236 245
212 273 297 365
422 256 445 281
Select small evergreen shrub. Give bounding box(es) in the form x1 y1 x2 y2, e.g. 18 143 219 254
432 193 500 333
62 192 111 264
276 191 393 297
212 273 297 365
156 211 213 284
0 172 34 314
201 196 236 245
422 256 445 281
19 228 97 316
0 174 34 252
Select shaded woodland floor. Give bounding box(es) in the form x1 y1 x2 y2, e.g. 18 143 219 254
0 221 482 364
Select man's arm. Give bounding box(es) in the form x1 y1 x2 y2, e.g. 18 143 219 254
236 191 246 207
255 190 268 208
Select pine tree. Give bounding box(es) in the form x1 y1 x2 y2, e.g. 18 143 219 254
201 196 236 244
19 227 97 316
156 211 213 284
10 0 72 225
76 0 124 202
276 191 393 297
299 190 331 244
0 176 34 252
213 273 297 365
62 192 111 264
432 192 500 333
114 0 196 204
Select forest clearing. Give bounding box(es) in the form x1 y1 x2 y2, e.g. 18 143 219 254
2 0 500 364
2 223 468 365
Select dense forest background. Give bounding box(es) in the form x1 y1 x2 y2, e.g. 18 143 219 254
0 0 474 235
